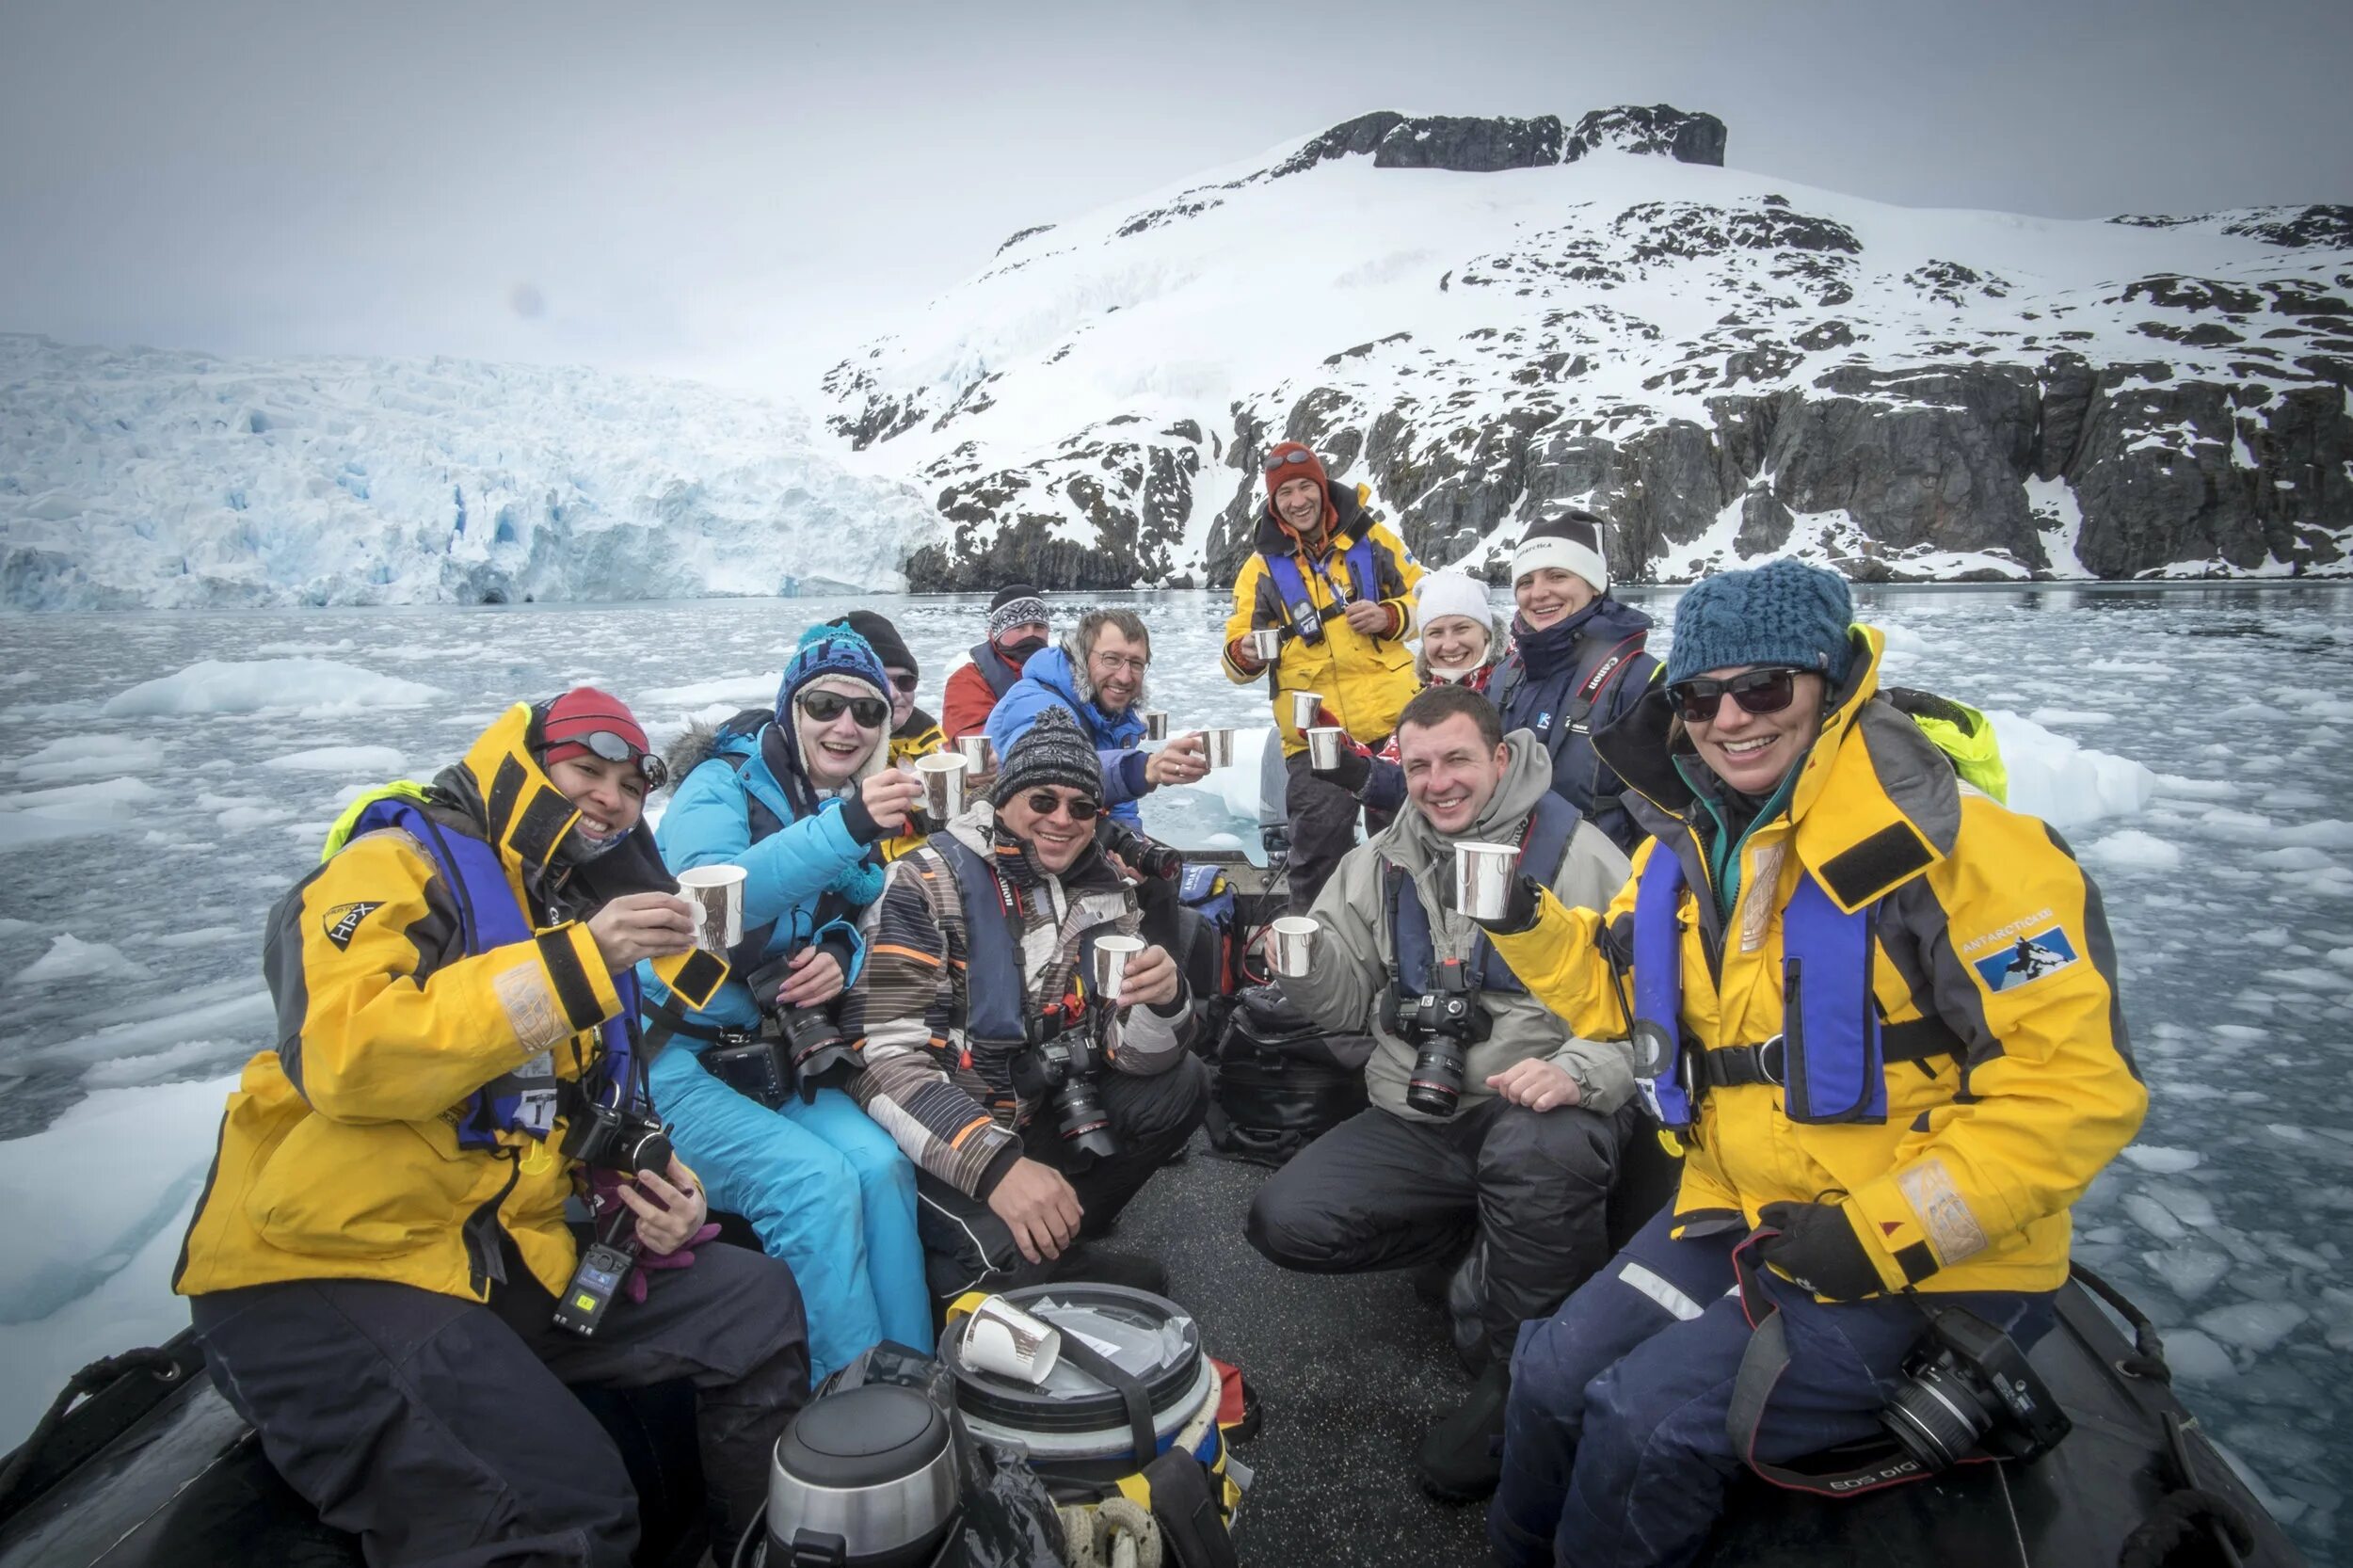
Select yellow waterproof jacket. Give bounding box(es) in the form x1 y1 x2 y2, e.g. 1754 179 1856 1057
177 706 701 1304
1221 484 1426 754
1488 626 2146 1297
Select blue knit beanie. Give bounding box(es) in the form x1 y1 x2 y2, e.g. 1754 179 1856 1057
1664 559 1856 687
776 624 890 720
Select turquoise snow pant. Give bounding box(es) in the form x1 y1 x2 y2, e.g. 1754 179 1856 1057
648 1046 932 1380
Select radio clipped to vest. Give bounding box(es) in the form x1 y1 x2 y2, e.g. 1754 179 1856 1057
1260 533 1382 650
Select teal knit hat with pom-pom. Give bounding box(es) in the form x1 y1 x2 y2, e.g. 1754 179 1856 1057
776 623 890 721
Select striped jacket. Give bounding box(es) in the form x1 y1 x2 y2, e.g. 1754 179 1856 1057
840 805 1195 1196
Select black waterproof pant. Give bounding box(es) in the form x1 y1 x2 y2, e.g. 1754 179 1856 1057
1246 1098 1634 1367
189 1239 808 1568
1285 749 1395 911
917 1055 1210 1299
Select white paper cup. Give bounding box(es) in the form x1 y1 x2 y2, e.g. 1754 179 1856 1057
1305 726 1346 770
1143 711 1169 742
1204 728 1237 769
1455 841 1519 921
953 734 995 772
916 752 968 820
1290 690 1323 730
963 1295 1062 1385
674 865 746 954
1091 934 1146 1001
1247 628 1284 663
1269 915 1318 978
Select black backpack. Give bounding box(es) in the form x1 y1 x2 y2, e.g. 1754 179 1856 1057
1202 984 1373 1166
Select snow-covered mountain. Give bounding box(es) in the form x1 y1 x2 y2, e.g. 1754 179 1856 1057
821 106 2353 587
0 335 944 610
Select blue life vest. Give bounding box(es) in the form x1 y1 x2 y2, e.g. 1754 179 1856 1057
1260 533 1383 645
938 836 1107 1053
345 795 642 1149
1627 847 1890 1132
1386 793 1581 1000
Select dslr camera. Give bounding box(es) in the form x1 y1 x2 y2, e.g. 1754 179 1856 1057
1098 820 1181 882
561 1099 674 1178
1881 1304 2072 1470
1382 956 1492 1118
710 949 859 1107
1011 1010 1118 1164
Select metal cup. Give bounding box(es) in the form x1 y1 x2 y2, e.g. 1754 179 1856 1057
1247 628 1284 664
962 1295 1063 1385
1290 690 1323 730
1455 841 1519 921
674 865 746 954
1091 934 1146 1002
1269 916 1318 979
1305 726 1345 770
953 734 994 772
1143 711 1169 743
1204 728 1237 769
916 752 968 822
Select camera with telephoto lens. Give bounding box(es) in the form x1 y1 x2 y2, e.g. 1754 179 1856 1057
745 950 859 1104
1098 820 1180 881
1384 956 1492 1118
1880 1304 2071 1471
1012 1018 1118 1164
561 1100 674 1178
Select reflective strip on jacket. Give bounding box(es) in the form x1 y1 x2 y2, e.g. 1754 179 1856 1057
1483 625 2146 1297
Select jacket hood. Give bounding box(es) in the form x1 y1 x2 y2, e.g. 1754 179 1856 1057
1028 646 1144 733
1253 477 1373 556
1381 730 1556 871
1511 595 1652 678
662 707 769 792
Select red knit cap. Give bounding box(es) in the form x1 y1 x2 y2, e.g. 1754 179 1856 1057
1262 441 1334 532
538 685 650 767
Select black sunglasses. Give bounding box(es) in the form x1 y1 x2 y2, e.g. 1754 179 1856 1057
575 729 666 789
798 691 890 729
1024 789 1100 822
1262 447 1316 475
1669 667 1804 726
887 671 920 696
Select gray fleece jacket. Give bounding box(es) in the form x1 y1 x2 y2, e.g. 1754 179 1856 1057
1277 731 1637 1121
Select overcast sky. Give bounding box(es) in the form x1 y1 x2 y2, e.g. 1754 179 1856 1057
2 0 2346 397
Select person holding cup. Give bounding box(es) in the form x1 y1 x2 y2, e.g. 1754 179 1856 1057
840 706 1209 1303
1220 440 1426 908
640 623 934 1381
984 607 1209 831
1464 560 2145 1568
1310 569 1509 818
1245 682 1639 1502
176 689 810 1566
826 608 947 861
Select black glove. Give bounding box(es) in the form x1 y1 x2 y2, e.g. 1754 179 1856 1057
1755 1201 1885 1301
1467 872 1543 935
1308 744 1370 795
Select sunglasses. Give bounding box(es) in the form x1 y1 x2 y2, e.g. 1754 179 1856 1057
574 729 666 789
1262 447 1316 475
798 691 890 729
887 671 920 696
1023 790 1100 822
1668 667 1804 726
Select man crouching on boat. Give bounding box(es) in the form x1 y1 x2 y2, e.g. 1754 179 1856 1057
1466 561 2147 1568
175 689 810 1568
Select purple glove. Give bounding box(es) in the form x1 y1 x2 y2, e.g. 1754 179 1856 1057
625 1222 723 1304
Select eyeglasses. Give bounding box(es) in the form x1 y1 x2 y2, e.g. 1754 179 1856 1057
574 730 666 789
1091 651 1148 678
887 671 920 696
1262 447 1316 475
1668 668 1804 726
798 691 890 729
1023 790 1100 822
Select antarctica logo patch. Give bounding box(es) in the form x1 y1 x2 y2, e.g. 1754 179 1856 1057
1971 924 2079 993
322 902 385 951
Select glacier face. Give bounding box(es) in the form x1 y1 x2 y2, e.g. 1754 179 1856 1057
818 106 2353 588
0 335 947 610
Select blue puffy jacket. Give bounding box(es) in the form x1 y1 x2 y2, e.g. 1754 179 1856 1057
984 647 1151 826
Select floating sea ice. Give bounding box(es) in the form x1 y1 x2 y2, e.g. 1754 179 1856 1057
10 935 151 987
263 744 407 774
2144 1244 2233 1302
2152 773 2240 801
2121 1144 2204 1174
2087 829 2183 872
2159 1328 2240 1383
2122 1192 2189 1242
101 658 447 718
7 734 152 786
1983 710 2155 828
2197 1300 2309 1355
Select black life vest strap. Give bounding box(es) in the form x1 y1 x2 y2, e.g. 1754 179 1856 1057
1696 1012 1963 1091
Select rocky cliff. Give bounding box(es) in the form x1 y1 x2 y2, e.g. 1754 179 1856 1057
824 106 2350 588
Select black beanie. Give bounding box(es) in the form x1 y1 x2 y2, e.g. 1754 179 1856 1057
830 610 916 676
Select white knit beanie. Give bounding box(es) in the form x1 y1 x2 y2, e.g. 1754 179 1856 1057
1414 572 1495 637
1513 512 1609 595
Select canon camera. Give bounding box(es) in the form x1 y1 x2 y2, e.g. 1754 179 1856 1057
561 1100 673 1178
1881 1304 2072 1470
1012 1011 1118 1164
1384 956 1492 1118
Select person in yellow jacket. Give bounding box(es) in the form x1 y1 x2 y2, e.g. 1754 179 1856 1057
1469 561 2146 1568
174 689 811 1568
1222 440 1426 907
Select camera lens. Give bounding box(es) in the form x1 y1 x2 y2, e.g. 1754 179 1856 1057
1054 1080 1118 1162
626 1127 674 1178
1881 1360 1994 1471
1405 1039 1465 1118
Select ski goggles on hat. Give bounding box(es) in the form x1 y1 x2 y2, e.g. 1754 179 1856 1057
1668 667 1804 725
1023 789 1100 822
1262 447 1317 474
798 690 890 729
548 729 666 788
